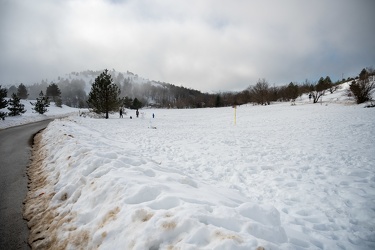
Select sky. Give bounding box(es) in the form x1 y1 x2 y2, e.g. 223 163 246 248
0 0 374 92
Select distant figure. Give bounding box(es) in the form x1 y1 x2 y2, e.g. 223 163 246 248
152 113 155 118
136 109 139 118
119 108 123 118
130 116 132 119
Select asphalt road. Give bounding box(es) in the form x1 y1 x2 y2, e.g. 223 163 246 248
0 120 52 250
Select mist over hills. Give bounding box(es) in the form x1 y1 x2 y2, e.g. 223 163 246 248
5 69 214 108
3 67 372 109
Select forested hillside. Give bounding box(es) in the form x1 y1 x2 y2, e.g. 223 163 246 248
4 67 374 109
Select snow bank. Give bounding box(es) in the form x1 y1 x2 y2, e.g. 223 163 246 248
24 101 375 249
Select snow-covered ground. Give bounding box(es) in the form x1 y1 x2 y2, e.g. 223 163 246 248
0 100 80 130
21 85 375 249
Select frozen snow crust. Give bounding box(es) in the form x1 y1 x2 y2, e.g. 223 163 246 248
24 101 375 249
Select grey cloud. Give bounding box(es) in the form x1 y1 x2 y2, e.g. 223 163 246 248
0 0 374 92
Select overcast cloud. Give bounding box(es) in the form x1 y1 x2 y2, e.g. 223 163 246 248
1 0 374 92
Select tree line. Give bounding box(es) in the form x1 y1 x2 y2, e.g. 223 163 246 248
1 67 374 120
115 68 374 108
85 68 374 119
0 86 50 119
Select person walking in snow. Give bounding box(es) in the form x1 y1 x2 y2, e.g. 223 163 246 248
136 109 139 118
119 108 123 118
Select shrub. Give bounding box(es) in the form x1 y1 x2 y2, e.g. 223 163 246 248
349 69 375 104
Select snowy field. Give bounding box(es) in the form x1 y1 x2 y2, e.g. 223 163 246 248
23 96 375 249
2 84 374 249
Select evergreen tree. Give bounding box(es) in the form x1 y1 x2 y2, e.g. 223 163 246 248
17 83 29 99
8 93 26 116
285 82 299 101
30 91 49 114
324 76 332 85
55 97 63 108
132 97 143 109
215 95 222 107
123 96 133 109
87 69 122 119
7 85 17 98
0 85 8 120
359 68 368 81
46 83 61 102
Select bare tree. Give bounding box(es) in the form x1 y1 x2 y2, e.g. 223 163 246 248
249 79 270 105
350 68 375 104
310 77 331 103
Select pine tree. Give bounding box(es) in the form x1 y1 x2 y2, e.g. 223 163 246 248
17 83 29 99
123 96 133 109
132 98 143 109
46 83 61 102
7 85 17 98
87 69 122 119
30 91 49 114
285 82 299 101
55 97 63 108
0 85 8 120
8 93 26 116
215 95 222 107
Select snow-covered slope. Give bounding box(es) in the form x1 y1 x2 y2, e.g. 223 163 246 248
24 101 375 249
0 99 80 130
291 81 350 105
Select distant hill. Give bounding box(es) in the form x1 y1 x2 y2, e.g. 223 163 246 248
4 68 374 109
54 69 160 93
